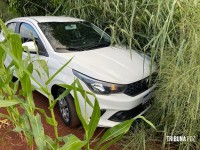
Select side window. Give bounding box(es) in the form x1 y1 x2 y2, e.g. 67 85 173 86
0 22 16 42
19 23 39 43
18 22 48 56
7 23 16 32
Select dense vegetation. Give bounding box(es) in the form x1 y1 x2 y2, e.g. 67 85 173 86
2 0 200 149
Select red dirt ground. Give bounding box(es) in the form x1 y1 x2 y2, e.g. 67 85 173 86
0 91 122 150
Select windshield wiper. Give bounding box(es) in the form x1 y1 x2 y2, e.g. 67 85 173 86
96 42 110 47
56 47 84 51
84 42 110 50
68 47 84 51
56 42 110 52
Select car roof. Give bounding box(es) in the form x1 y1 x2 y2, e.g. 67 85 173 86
10 16 84 23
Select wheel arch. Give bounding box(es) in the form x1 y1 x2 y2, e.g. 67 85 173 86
51 83 74 100
51 84 62 99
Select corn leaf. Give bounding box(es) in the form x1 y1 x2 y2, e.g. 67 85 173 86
36 107 57 126
45 135 58 150
45 57 73 85
36 59 49 78
88 97 100 140
29 114 46 150
76 79 93 108
49 81 75 109
0 100 21 107
73 82 88 131
100 134 123 150
58 134 87 150
95 119 133 149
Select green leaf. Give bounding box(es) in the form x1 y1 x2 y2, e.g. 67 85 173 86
49 81 75 109
0 113 14 123
88 97 100 140
23 45 31 60
21 114 31 132
76 79 94 108
29 114 46 150
58 134 87 150
13 80 20 94
0 68 12 87
0 100 21 107
20 74 27 95
45 135 58 150
0 41 47 94
36 107 57 126
45 57 74 85
59 82 94 98
9 33 23 64
55 84 74 102
13 126 24 132
134 116 156 130
27 62 33 74
0 19 9 37
95 119 133 150
13 124 33 147
0 45 6 68
73 82 88 131
36 59 49 78
100 134 123 150
34 67 41 79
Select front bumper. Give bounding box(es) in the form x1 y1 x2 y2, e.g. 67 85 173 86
97 86 155 127
75 80 156 127
98 103 151 127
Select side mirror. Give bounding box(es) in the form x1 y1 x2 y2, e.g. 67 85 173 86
22 41 37 53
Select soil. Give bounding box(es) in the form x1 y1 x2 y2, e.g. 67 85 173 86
0 91 122 150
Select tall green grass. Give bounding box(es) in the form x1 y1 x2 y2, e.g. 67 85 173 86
55 0 199 149
150 1 200 149
7 0 200 149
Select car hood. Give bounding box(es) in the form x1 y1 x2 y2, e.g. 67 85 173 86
55 46 156 84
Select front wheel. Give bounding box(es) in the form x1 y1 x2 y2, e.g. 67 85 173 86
57 89 81 127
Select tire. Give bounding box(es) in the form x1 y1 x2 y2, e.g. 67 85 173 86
57 89 81 127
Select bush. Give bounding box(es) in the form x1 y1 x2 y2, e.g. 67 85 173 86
0 1 18 22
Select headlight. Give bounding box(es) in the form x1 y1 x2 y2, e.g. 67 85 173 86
72 70 126 94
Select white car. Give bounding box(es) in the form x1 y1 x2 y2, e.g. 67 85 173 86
1 16 157 127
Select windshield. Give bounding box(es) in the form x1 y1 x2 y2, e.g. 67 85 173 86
38 21 111 52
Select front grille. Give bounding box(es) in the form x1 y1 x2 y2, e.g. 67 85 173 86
124 73 157 97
